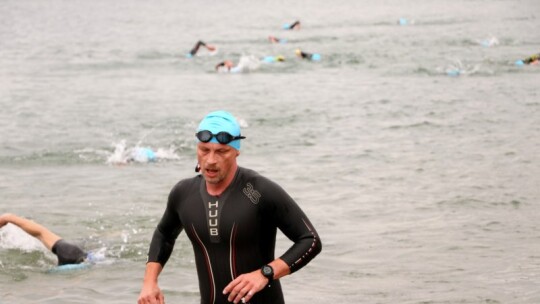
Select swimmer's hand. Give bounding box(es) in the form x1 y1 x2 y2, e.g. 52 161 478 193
0 213 13 228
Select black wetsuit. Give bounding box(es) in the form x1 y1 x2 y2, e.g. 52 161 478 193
147 167 322 304
299 51 313 60
190 40 207 56
287 21 300 30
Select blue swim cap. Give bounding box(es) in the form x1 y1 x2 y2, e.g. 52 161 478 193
311 53 321 61
140 148 156 162
282 23 290 29
263 56 276 63
446 69 460 77
515 60 525 66
186 53 193 58
197 110 243 150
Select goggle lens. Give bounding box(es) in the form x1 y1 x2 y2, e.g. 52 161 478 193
196 130 245 145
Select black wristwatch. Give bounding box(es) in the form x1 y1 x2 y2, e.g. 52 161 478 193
261 264 274 285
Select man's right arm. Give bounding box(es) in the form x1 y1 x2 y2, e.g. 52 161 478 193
138 262 164 304
138 183 185 303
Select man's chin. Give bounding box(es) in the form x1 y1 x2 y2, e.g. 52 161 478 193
203 175 220 184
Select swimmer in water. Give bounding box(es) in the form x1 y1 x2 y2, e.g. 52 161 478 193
186 40 217 58
515 53 540 66
215 60 235 72
283 20 301 30
0 213 90 265
261 55 285 63
295 49 321 61
215 56 261 73
268 35 287 44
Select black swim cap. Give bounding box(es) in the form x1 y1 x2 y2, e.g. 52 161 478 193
52 239 87 265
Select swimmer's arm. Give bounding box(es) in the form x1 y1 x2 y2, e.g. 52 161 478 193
138 262 165 304
0 213 61 250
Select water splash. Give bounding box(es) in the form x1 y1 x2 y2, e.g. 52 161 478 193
478 35 499 47
106 140 180 165
217 55 261 74
441 59 480 77
0 224 47 252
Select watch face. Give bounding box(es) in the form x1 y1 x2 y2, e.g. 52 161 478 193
262 265 272 276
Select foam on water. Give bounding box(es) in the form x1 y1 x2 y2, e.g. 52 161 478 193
0 225 47 252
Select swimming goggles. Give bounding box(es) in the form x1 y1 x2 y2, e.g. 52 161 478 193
196 130 246 145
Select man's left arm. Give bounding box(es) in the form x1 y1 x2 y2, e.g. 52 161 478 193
270 183 322 273
223 181 322 303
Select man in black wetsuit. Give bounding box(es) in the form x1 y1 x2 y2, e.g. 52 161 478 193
138 110 322 304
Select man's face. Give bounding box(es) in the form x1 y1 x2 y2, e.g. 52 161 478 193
197 142 239 185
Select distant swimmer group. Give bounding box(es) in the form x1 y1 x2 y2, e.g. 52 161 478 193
187 20 322 74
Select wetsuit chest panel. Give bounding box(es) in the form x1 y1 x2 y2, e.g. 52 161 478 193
197 179 261 245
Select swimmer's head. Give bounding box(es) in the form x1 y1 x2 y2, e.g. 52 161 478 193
215 60 233 71
276 55 285 62
197 110 244 150
54 240 87 265
262 56 275 63
295 49 301 56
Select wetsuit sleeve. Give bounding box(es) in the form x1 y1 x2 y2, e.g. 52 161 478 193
147 185 184 267
264 180 322 273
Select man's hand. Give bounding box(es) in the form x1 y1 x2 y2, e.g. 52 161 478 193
223 269 268 304
137 282 164 304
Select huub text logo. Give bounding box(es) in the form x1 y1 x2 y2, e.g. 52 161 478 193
208 200 219 236
243 183 261 204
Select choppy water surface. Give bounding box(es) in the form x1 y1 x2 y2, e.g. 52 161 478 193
1 0 539 303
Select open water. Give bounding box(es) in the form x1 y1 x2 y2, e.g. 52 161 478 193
1 0 539 303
